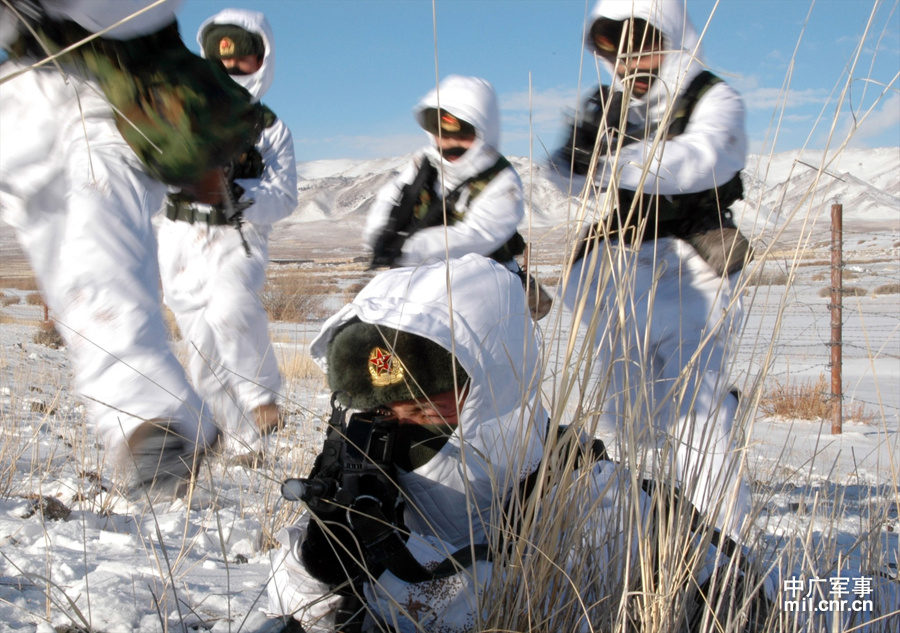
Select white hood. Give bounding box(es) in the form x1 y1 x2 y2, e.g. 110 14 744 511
585 0 705 122
196 8 275 101
310 255 546 546
43 0 183 39
413 75 503 192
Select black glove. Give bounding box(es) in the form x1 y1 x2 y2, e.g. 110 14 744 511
370 230 404 268
301 513 366 586
230 147 265 180
300 472 399 586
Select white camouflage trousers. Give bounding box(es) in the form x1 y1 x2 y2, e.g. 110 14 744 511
157 219 282 452
563 236 752 539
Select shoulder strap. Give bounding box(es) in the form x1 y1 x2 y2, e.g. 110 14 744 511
372 156 517 266
605 71 743 250
667 70 722 137
425 155 512 227
444 155 512 208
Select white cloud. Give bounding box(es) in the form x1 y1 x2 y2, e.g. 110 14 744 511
740 86 830 111
500 86 581 130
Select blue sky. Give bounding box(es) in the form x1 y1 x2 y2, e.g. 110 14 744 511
181 1 896 161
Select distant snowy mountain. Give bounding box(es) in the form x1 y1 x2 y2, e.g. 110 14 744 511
288 154 571 228
742 147 900 231
288 148 900 232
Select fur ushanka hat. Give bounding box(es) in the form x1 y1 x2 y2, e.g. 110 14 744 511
326 320 468 410
201 23 264 60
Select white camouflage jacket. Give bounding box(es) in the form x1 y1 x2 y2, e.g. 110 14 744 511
363 75 523 266
310 254 546 549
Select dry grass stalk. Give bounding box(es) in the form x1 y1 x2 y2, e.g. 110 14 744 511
278 347 324 384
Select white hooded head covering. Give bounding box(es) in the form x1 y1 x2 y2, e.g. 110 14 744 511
42 0 183 39
197 8 276 101
585 0 705 124
412 75 503 192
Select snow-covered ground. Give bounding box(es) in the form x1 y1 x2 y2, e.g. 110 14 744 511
1 148 898 631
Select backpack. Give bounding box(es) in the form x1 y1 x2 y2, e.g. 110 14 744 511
26 19 269 190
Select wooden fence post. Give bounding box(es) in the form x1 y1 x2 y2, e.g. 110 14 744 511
830 203 843 435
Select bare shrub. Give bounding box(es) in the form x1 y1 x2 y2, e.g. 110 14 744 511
761 373 833 420
33 320 65 349
262 272 336 322
817 285 867 297
25 291 45 306
873 282 900 295
844 400 879 424
745 269 789 286
812 269 859 282
760 373 876 423
21 494 71 521
0 275 38 291
1 295 19 306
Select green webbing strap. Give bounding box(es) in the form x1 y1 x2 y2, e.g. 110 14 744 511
442 156 525 262
418 155 512 228
165 200 231 225
376 155 522 265
668 71 722 136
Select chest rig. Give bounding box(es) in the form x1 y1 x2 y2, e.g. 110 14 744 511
371 155 525 267
577 71 751 274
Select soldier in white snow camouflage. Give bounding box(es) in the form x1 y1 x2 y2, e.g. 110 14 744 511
157 8 298 459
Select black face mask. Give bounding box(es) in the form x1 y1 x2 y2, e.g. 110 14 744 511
439 146 468 160
226 66 252 76
393 423 455 471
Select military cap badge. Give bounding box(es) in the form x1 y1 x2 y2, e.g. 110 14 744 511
368 346 404 387
219 36 236 57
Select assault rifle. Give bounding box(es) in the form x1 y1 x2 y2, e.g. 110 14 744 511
281 395 401 633
281 396 400 517
281 395 487 631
